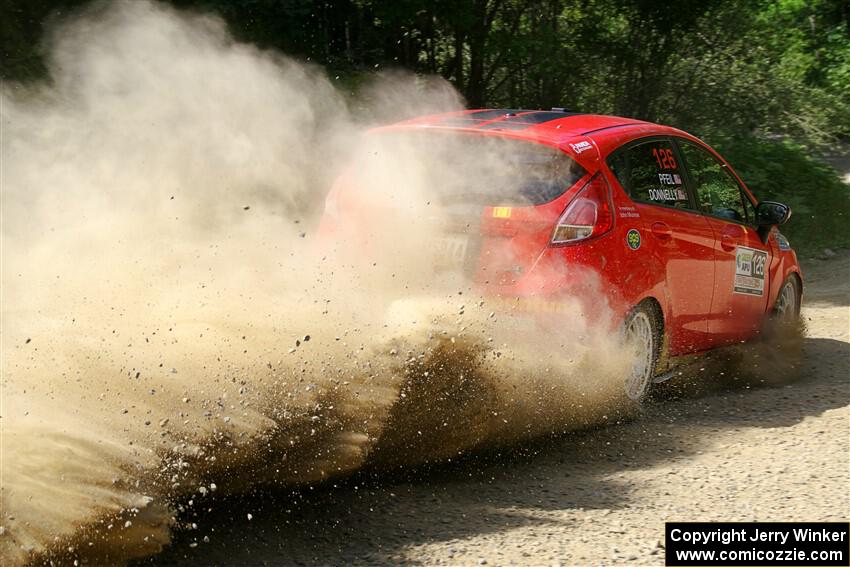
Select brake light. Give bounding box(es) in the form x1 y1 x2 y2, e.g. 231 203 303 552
551 173 613 245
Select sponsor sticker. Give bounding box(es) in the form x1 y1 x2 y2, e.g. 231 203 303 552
626 229 641 250
775 231 791 251
734 246 767 296
569 140 593 154
492 206 512 218
618 205 640 219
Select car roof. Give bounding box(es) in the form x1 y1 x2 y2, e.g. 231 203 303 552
383 109 659 143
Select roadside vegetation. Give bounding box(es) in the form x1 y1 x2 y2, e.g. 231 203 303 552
3 0 848 253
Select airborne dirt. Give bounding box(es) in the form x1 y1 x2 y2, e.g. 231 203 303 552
2 3 848 566
145 253 849 566
1 4 639 565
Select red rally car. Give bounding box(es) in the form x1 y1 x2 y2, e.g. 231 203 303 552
319 109 803 401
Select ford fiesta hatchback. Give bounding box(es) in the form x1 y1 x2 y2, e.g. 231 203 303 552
319 109 803 401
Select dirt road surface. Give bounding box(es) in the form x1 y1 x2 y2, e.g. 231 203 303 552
147 252 849 567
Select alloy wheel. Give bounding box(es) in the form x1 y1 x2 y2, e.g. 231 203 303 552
624 310 655 401
774 280 798 322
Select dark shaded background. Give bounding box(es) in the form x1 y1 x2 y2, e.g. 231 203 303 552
2 0 849 252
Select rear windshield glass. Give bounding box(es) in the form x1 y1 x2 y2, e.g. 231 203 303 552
353 130 587 206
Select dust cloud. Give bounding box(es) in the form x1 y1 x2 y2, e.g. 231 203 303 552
0 1 634 564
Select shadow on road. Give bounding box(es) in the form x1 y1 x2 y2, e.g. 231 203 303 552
143 332 849 567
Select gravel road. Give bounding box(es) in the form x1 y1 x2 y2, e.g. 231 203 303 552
147 252 849 567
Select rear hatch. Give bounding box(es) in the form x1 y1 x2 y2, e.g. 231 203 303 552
329 128 589 285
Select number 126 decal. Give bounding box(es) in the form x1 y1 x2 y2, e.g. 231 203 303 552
652 147 678 170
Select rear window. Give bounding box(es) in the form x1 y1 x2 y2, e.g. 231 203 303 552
353 130 586 206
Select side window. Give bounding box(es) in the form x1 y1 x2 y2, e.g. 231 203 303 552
678 140 752 224
608 139 691 210
742 193 756 224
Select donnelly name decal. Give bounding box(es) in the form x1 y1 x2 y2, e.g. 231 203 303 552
648 187 687 202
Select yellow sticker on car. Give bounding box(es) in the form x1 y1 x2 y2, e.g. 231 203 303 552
492 207 512 218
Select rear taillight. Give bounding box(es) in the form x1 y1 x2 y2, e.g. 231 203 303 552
551 173 613 245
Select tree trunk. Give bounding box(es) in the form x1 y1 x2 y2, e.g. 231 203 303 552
466 0 491 107
453 24 465 93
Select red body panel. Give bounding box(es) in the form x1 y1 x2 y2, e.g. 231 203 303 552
318 110 803 362
703 217 770 343
628 200 717 353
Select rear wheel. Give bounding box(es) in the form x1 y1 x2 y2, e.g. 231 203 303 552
623 303 661 402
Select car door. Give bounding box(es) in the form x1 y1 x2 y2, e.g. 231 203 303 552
675 138 770 344
607 137 716 354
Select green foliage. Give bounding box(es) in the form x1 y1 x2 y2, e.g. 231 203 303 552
2 0 848 253
0 0 88 80
717 136 850 254
3 0 847 145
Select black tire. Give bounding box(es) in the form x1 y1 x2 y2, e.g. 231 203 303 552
622 302 662 402
772 274 802 322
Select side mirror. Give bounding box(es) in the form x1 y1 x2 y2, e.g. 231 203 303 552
756 201 791 226
755 201 791 244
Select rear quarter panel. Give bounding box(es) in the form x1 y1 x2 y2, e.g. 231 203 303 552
581 127 679 335
600 169 672 322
